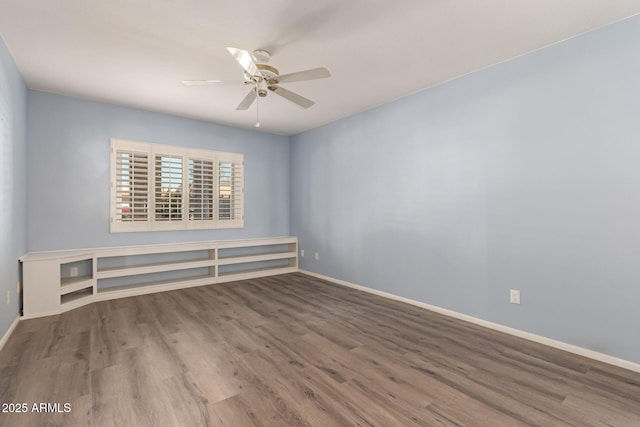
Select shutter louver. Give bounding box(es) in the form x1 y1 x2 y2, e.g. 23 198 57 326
218 161 243 222
188 158 214 221
115 150 149 223
155 155 183 221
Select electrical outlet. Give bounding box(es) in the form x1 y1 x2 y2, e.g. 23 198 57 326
315 252 319 260
16 281 20 295
300 249 304 257
70 267 79 277
510 289 521 305
6 290 10 305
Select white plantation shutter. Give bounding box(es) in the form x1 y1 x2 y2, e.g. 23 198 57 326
110 139 243 232
115 150 149 222
188 158 215 222
155 154 183 222
218 157 243 227
111 140 152 232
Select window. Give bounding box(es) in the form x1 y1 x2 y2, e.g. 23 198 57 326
110 139 243 232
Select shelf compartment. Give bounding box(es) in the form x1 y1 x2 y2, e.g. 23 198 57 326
217 265 298 282
216 237 296 249
97 250 212 270
60 258 93 281
218 243 292 258
217 250 297 266
60 276 94 295
95 274 214 300
61 287 93 308
97 258 216 279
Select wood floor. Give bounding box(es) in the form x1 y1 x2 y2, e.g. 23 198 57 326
1 273 639 427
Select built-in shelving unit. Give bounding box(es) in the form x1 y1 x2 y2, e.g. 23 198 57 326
20 237 298 319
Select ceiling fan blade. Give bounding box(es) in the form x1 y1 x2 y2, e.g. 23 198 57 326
236 89 257 110
270 86 315 109
276 67 331 84
227 47 261 77
181 79 238 86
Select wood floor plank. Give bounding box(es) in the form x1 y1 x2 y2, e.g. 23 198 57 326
209 394 259 427
1 272 639 426
295 332 362 384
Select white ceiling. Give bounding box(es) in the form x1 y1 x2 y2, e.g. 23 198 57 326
1 1 639 135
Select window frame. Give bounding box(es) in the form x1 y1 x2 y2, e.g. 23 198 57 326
110 138 244 233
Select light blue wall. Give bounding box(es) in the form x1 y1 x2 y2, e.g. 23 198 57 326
0 37 27 338
290 15 640 364
27 91 290 251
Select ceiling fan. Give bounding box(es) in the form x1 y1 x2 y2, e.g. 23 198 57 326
182 48 331 111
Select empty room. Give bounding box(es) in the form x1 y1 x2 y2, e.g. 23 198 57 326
1 1 640 426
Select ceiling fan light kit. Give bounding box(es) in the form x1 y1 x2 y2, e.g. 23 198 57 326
182 47 331 127
256 79 268 97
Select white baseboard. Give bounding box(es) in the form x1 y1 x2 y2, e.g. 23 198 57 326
299 269 640 374
0 316 20 353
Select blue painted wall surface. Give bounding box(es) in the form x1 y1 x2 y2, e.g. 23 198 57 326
27 91 290 251
0 37 27 338
290 16 640 363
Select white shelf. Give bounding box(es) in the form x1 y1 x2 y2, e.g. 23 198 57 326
97 258 215 279
21 237 298 319
19 237 294 262
215 236 297 249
